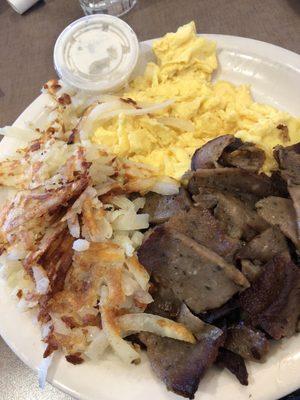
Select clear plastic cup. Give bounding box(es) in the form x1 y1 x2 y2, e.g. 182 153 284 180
79 0 137 17
53 15 139 93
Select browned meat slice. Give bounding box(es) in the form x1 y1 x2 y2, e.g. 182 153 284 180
274 143 300 185
177 303 234 389
240 253 300 339
224 322 270 361
138 226 249 313
165 207 241 261
237 227 289 264
274 143 300 238
219 143 266 172
270 170 289 197
146 285 182 319
191 135 265 172
214 198 268 241
199 297 240 325
216 348 248 386
194 189 268 240
142 188 192 224
188 168 279 201
256 197 299 248
192 188 219 209
240 260 262 282
289 185 300 238
191 135 235 170
140 324 224 399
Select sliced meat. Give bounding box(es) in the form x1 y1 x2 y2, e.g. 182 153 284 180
140 324 224 399
142 188 192 224
194 189 268 240
237 227 289 264
214 194 267 241
188 168 279 201
216 348 248 386
146 285 182 319
191 135 235 170
192 188 220 209
270 170 289 197
165 207 241 261
240 260 262 282
274 143 300 186
256 197 299 248
289 185 300 238
240 253 300 339
138 226 249 313
224 322 270 361
191 136 265 172
274 143 300 238
219 143 265 172
199 297 240 325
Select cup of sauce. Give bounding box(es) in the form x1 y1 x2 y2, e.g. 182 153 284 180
54 15 139 93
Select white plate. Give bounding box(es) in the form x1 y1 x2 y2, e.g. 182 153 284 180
0 35 300 400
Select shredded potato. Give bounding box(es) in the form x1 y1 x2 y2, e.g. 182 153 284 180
0 77 195 374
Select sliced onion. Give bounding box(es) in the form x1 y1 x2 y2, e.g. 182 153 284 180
122 270 139 296
134 289 153 306
101 305 140 364
94 99 174 121
150 176 180 195
156 117 195 132
131 231 144 248
110 195 135 210
132 197 146 212
96 94 123 103
112 211 149 231
88 100 126 121
177 303 205 334
81 100 126 134
113 234 135 257
118 313 195 343
0 126 40 141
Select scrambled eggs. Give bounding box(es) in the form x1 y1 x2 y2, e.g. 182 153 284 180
93 22 300 179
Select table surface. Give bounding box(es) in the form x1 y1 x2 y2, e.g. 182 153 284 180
0 0 300 399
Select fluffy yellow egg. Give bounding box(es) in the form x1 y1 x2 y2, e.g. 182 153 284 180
93 21 300 180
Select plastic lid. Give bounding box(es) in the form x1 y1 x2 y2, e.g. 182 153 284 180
54 15 139 92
